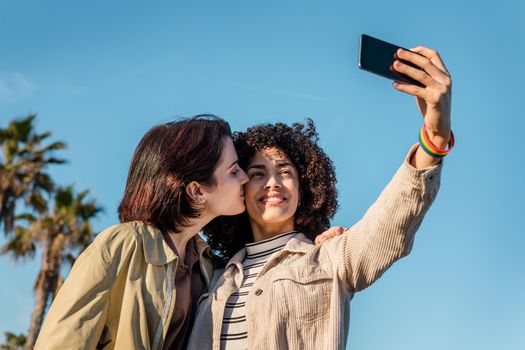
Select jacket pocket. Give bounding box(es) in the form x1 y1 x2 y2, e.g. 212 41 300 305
271 267 332 323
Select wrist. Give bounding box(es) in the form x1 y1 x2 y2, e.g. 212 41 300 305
418 124 455 159
425 125 451 149
426 133 449 149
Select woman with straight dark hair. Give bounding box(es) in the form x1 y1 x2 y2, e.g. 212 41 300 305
35 114 249 350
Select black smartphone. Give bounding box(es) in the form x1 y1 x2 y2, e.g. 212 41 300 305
358 34 425 87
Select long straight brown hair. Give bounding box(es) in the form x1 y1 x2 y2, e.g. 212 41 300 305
118 114 232 233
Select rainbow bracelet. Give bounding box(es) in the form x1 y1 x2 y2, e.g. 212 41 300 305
419 124 455 158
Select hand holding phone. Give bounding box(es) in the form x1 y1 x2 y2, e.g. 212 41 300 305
358 34 425 87
358 34 453 168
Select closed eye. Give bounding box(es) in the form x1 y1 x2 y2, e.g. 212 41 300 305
230 164 244 177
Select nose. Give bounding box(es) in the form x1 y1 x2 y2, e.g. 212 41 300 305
264 173 282 189
239 169 249 185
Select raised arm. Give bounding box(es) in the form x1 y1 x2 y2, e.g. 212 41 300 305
324 46 452 292
325 148 442 292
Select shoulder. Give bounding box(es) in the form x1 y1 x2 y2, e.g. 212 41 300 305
95 221 143 242
91 221 146 264
287 233 336 265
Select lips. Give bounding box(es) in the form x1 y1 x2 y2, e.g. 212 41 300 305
260 193 287 205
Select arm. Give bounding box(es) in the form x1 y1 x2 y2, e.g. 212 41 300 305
326 146 441 292
34 233 113 350
326 46 451 292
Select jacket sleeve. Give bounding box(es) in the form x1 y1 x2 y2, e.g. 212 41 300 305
34 231 115 350
325 145 443 292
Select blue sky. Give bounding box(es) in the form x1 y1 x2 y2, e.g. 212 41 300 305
1 1 524 349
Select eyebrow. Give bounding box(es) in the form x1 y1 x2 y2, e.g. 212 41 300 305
228 160 239 169
247 162 293 171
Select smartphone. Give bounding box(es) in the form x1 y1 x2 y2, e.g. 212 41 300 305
358 34 425 87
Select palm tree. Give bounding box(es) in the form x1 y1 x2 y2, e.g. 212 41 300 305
0 332 26 350
1 186 102 350
0 114 66 234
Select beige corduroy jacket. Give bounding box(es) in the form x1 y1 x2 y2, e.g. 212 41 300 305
34 221 214 350
187 147 442 350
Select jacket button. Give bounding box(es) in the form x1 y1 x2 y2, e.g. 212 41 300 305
254 288 263 296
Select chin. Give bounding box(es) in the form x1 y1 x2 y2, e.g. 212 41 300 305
262 216 293 224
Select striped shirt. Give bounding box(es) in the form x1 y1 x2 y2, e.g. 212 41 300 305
220 231 297 350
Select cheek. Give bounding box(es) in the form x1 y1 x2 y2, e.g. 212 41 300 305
245 186 263 214
286 180 301 201
216 177 237 198
226 175 242 189
244 181 258 199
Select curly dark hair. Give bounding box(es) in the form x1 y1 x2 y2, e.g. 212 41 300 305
203 118 338 266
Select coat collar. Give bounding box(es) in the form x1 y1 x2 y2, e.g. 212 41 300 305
225 232 314 271
139 222 210 265
282 232 314 253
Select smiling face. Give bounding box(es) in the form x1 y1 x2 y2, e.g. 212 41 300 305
244 147 301 240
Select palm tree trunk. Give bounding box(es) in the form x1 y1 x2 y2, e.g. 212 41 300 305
0 189 4 214
24 235 63 350
0 188 16 234
25 273 48 350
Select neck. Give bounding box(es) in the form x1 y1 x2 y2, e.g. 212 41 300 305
250 219 295 242
164 214 212 261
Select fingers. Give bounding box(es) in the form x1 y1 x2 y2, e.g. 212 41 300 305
314 236 325 245
327 226 344 237
396 49 450 86
392 80 425 97
392 79 447 106
314 226 344 245
392 47 452 103
391 60 437 101
392 59 440 89
410 46 450 74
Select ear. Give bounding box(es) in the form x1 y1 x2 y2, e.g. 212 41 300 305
185 181 206 205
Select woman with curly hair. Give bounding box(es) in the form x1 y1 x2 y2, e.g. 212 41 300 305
187 46 453 349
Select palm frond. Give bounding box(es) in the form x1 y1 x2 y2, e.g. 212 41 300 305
30 131 52 144
1 331 27 350
14 213 36 222
33 172 54 193
54 186 74 209
46 157 67 165
42 142 67 152
0 226 36 261
26 191 48 213
9 115 36 143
